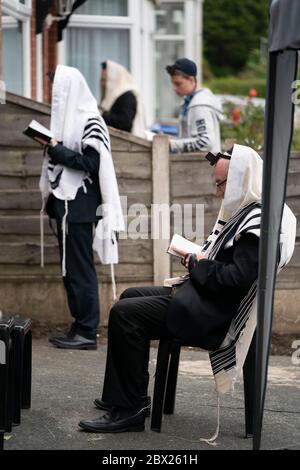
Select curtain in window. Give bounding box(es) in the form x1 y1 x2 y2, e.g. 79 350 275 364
75 0 128 16
67 27 130 104
2 20 23 95
156 40 184 120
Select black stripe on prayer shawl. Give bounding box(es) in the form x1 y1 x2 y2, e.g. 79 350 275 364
50 169 63 190
208 203 261 260
83 131 109 150
83 133 110 152
234 282 257 335
238 213 261 230
83 122 110 145
218 220 226 226
82 118 110 152
209 282 257 375
206 203 261 380
202 240 211 252
203 209 261 375
83 125 110 145
240 223 261 234
86 118 110 140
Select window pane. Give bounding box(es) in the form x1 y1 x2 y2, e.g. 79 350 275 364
155 2 184 35
156 40 184 121
67 28 130 103
2 19 23 95
75 0 128 16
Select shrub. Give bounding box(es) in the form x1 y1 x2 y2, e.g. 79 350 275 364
205 76 266 97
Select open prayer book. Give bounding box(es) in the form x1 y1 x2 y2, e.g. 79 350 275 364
23 120 53 143
167 234 202 259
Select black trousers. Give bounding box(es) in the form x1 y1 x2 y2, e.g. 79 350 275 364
56 220 100 338
101 285 172 411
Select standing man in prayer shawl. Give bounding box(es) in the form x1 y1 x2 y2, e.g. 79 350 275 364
78 144 296 434
166 58 223 154
38 65 124 350
100 60 145 138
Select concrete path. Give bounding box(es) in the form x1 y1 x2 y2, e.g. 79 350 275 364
4 338 300 450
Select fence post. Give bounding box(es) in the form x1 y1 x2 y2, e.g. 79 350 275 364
152 135 171 284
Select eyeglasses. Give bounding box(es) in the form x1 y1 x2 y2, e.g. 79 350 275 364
215 178 227 188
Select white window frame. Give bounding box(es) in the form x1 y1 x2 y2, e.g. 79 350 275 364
153 0 203 121
60 0 156 127
60 0 141 87
3 0 32 19
2 0 32 98
153 0 203 76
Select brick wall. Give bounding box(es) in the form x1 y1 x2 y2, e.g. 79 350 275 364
42 3 58 104
29 0 58 104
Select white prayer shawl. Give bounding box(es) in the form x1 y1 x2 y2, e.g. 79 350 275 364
39 65 124 295
100 60 145 139
201 145 296 395
195 144 296 445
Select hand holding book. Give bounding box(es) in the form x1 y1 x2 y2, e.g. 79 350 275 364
167 234 206 269
23 120 57 147
167 234 203 258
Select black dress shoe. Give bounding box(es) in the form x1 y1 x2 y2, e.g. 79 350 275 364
48 324 77 344
51 333 97 350
78 409 145 433
94 396 151 417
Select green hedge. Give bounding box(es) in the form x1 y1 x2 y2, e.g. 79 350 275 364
205 77 266 97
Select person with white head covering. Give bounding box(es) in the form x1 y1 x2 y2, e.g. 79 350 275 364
78 144 296 434
100 60 145 138
38 65 124 350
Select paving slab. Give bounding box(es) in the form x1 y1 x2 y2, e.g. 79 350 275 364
4 338 300 451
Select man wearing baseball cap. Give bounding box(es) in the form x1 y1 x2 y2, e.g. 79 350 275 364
166 58 222 154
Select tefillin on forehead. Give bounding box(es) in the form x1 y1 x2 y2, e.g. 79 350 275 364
205 148 233 166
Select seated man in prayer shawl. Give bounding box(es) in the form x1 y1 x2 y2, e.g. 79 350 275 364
100 60 145 138
78 144 296 433
37 65 124 350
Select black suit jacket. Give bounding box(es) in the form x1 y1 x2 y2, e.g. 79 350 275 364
166 233 259 350
102 91 137 133
46 144 102 223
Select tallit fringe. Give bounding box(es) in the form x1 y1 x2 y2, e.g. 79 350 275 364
40 198 46 268
110 263 117 300
199 396 220 447
62 200 68 277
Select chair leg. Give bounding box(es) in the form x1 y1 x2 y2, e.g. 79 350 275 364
0 432 4 451
150 338 172 433
243 333 256 438
6 340 14 434
12 333 24 425
22 331 32 409
164 341 181 415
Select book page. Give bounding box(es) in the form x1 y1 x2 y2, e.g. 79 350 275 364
167 234 202 258
29 120 53 139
